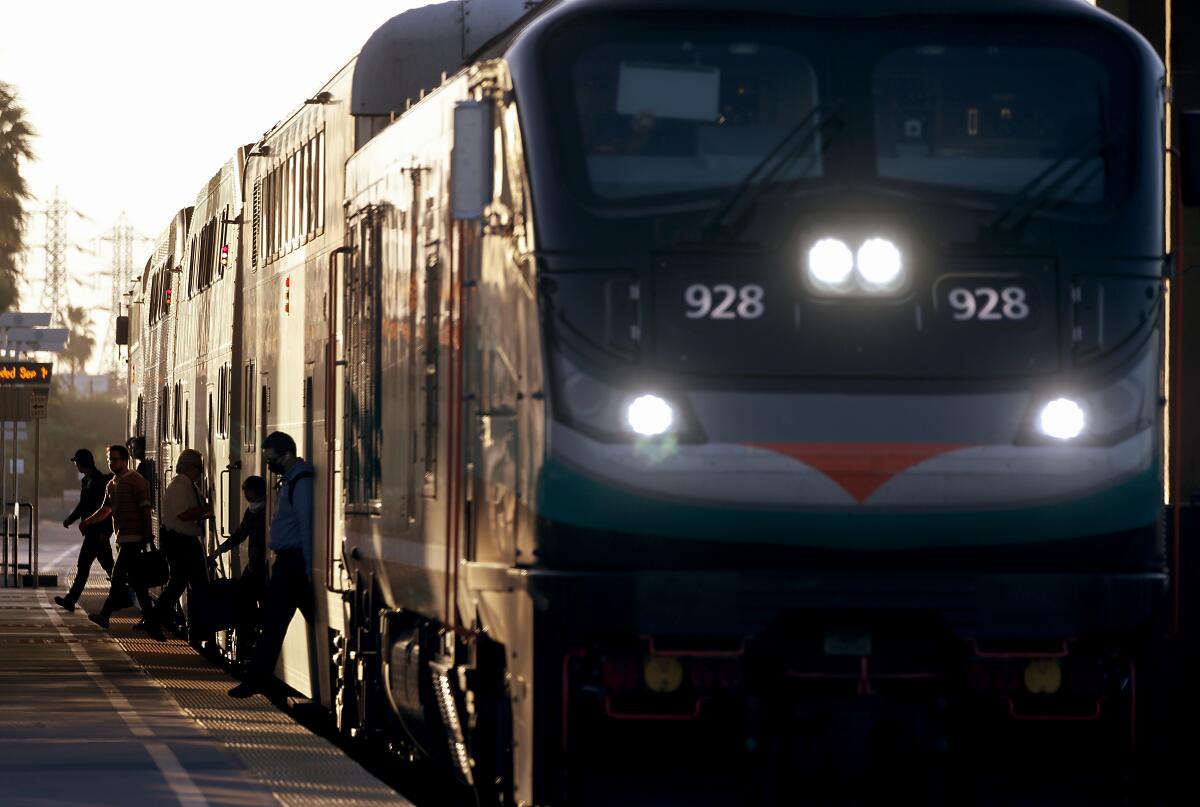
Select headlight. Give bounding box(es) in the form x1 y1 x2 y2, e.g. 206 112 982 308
806 238 854 290
1020 347 1157 447
1039 398 1086 440
804 235 906 295
551 353 695 442
626 394 674 436
856 238 904 290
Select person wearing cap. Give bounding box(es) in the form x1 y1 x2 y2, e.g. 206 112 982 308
53 449 114 612
150 448 212 635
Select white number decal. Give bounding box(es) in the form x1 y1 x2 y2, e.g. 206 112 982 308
685 284 712 319
948 288 976 320
683 284 766 320
977 288 1002 320
1001 287 1030 320
737 285 765 319
946 286 1030 322
711 285 738 319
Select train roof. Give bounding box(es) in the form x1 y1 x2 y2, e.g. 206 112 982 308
529 0 1112 18
506 0 1160 77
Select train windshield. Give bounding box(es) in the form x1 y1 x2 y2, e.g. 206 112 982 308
548 18 1123 210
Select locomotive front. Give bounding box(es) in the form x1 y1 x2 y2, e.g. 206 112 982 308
500 0 1169 799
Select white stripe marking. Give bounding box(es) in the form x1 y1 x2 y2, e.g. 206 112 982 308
41 597 210 806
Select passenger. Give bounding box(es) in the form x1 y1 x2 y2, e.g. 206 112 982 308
209 475 268 661
151 448 212 637
229 432 314 699
126 436 157 513
82 444 165 641
53 449 114 612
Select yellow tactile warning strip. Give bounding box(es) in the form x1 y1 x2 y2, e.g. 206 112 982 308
68 582 413 807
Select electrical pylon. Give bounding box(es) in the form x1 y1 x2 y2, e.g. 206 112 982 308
99 213 146 370
40 188 69 325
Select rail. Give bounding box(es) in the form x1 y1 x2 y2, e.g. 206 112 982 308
1 501 33 587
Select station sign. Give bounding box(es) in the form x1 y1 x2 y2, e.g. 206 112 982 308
0 362 52 385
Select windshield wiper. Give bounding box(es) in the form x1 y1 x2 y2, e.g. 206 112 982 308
701 103 841 241
981 128 1119 241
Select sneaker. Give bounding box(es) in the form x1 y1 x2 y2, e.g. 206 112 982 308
228 681 260 699
88 613 110 629
53 596 75 613
143 621 166 642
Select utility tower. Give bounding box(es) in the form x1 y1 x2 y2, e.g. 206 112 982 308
40 188 69 325
100 213 144 370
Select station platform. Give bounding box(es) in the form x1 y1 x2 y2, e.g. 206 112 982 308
0 583 412 806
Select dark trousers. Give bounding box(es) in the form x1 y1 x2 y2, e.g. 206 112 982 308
63 530 114 605
153 530 207 623
249 549 313 685
235 565 266 660
101 543 153 619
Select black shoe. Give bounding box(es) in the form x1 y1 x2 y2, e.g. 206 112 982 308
53 596 75 612
88 613 109 629
228 681 260 699
143 621 166 642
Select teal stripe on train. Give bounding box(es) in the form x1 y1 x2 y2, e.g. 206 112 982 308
536 461 1162 550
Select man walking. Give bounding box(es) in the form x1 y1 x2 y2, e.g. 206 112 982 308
229 432 314 698
151 449 211 636
82 444 165 641
53 449 113 612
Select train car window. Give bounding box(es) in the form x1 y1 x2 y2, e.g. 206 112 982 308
345 210 383 506
206 219 216 287
161 383 169 443
218 207 228 279
874 46 1111 203
216 368 224 439
308 138 319 235
174 382 182 443
299 143 310 240
421 245 440 499
556 26 820 200
243 360 256 453
187 236 197 298
271 167 281 260
316 131 325 231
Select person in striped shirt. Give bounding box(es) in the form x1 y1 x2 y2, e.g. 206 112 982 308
82 444 165 641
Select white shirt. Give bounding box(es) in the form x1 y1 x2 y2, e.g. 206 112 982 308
160 473 203 537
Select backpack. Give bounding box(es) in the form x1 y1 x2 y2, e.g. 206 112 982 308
285 469 315 506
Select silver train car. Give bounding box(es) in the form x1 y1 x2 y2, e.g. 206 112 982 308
124 0 1200 803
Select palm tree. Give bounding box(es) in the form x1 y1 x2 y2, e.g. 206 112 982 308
0 83 35 312
63 304 95 388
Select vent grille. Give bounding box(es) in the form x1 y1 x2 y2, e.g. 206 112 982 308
251 178 262 269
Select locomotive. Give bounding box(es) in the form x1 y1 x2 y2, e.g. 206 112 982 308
123 0 1199 803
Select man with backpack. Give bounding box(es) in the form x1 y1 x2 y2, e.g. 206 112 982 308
53 449 114 612
229 431 314 699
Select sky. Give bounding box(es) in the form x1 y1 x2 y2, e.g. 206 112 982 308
1 0 425 370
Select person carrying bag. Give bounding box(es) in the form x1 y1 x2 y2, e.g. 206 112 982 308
82 444 165 641
150 449 212 642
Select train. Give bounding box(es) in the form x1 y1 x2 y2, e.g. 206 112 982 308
121 0 1200 803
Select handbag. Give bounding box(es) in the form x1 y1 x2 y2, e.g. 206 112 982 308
131 539 170 588
187 578 240 633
